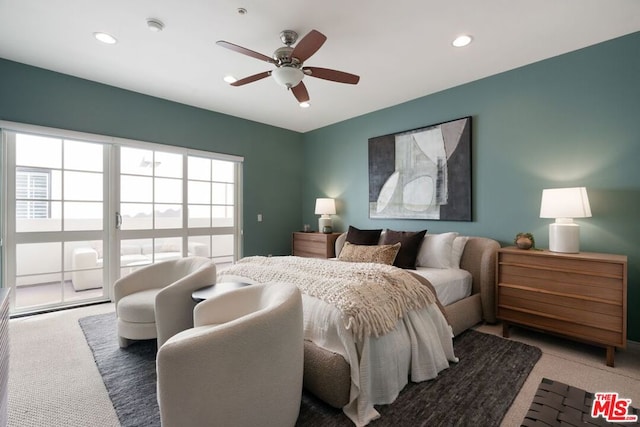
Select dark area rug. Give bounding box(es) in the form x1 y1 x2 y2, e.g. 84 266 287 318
80 312 541 427
523 378 639 427
79 312 158 427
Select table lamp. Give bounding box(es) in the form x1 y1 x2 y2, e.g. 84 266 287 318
539 187 591 253
315 198 336 233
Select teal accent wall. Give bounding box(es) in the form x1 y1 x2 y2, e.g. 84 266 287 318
0 58 303 257
1 31 639 340
303 32 640 341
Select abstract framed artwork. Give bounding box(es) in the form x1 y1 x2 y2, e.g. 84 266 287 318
368 116 472 221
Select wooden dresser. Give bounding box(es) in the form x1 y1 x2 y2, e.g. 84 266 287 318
292 232 340 258
496 247 627 366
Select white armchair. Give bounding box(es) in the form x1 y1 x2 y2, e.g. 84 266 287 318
156 283 304 427
113 257 216 348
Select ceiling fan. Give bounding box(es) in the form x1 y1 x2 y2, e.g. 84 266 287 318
216 29 360 105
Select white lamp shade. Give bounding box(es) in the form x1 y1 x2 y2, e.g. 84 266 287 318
540 187 591 219
314 198 336 215
540 187 591 253
315 198 335 232
272 66 304 88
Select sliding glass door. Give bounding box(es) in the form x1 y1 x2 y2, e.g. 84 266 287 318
3 131 109 313
2 123 243 315
116 147 240 279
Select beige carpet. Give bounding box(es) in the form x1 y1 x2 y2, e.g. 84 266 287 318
8 303 119 427
7 303 640 427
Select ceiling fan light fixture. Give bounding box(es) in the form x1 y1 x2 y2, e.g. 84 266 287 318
272 66 304 88
223 75 237 83
217 29 359 106
452 34 473 47
146 18 164 32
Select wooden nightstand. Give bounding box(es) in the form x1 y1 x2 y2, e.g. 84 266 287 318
292 232 341 258
496 247 627 367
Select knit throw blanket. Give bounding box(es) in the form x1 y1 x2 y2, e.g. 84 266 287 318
221 256 436 340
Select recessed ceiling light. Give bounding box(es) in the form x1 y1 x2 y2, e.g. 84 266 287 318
94 32 117 44
299 102 310 108
452 35 472 48
223 75 237 84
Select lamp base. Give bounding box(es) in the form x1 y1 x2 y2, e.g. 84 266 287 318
549 222 580 253
318 216 332 233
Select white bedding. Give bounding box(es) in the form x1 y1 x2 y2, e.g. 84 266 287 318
327 257 472 307
412 267 472 306
219 270 458 426
302 294 457 426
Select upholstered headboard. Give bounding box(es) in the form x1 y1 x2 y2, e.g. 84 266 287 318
458 236 500 323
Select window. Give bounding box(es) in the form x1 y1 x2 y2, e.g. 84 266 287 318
16 168 51 219
188 157 235 229
1 122 243 315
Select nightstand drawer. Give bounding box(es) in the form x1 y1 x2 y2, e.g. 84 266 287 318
292 232 340 258
295 241 327 257
294 232 329 243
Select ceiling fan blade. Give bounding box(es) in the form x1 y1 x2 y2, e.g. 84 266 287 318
216 40 275 64
231 71 271 86
291 30 327 63
303 67 360 84
291 82 310 103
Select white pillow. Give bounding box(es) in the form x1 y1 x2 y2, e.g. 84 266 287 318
451 236 469 269
416 232 459 268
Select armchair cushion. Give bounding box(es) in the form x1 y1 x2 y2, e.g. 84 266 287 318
116 289 161 323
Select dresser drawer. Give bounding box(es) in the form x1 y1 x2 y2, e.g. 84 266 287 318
498 285 622 332
497 307 624 347
498 251 624 277
498 265 623 302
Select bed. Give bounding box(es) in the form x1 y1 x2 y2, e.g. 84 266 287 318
218 230 500 426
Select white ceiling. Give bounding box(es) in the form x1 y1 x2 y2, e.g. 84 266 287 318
1 1 639 133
